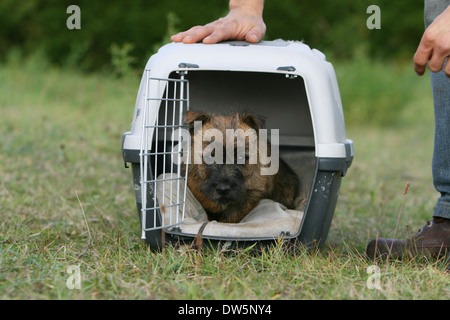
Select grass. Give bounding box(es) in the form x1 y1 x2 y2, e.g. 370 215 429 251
0 55 449 300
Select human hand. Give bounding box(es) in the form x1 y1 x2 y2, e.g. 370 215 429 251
170 0 266 44
414 5 450 76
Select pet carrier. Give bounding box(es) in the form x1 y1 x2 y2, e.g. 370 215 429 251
121 40 353 250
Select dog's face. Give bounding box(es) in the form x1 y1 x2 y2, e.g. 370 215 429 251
184 111 267 211
201 160 246 205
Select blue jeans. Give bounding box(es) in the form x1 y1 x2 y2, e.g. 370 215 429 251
425 0 450 219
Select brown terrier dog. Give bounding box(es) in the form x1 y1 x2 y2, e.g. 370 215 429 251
183 111 299 223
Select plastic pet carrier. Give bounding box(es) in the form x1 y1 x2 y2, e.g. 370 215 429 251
121 40 353 250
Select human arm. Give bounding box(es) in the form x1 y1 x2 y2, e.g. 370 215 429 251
170 0 266 44
414 5 450 76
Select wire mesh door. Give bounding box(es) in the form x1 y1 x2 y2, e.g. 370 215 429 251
139 71 190 239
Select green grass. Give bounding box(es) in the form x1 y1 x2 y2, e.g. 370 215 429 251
0 56 449 300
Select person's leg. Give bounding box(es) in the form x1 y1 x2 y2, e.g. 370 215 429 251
430 62 450 220
366 0 450 260
426 0 450 220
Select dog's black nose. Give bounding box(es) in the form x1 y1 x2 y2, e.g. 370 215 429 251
216 183 231 195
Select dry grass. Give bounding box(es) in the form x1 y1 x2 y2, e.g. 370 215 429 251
0 57 449 300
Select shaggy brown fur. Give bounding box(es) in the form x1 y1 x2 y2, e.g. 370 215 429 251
183 111 299 223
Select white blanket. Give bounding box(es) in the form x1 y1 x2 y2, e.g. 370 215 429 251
155 173 304 239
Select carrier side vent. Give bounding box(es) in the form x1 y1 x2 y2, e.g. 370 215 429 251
277 66 297 79
178 62 199 69
277 66 296 72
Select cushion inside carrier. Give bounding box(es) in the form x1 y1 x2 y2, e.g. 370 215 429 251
156 173 305 239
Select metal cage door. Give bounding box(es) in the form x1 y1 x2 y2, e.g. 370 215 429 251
139 71 190 240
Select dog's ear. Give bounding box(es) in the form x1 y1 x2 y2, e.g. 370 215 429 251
183 111 211 132
239 113 266 131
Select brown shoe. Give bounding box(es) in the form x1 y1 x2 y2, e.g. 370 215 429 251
366 217 450 260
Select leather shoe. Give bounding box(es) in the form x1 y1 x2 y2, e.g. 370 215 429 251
366 217 450 260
